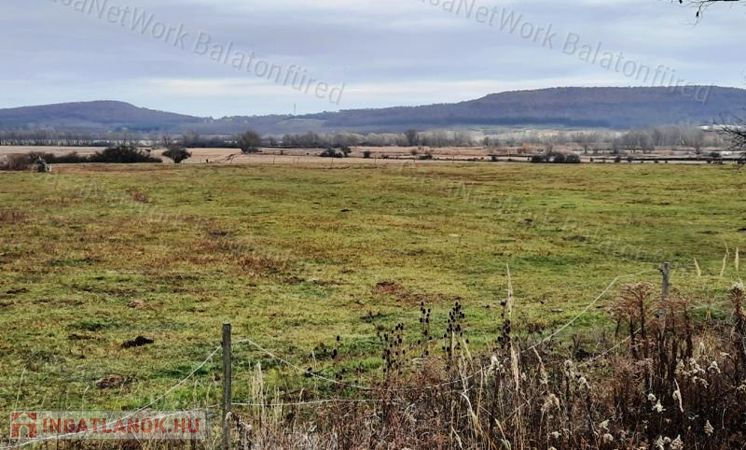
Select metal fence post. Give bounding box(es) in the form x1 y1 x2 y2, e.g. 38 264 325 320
222 323 232 450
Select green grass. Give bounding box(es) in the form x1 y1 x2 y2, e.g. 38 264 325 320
0 162 744 412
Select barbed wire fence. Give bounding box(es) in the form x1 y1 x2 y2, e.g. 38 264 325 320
2 262 725 450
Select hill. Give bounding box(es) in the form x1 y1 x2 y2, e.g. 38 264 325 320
285 86 746 132
1 87 745 135
0 100 204 132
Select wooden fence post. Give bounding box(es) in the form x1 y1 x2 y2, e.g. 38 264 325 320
222 323 232 450
660 262 671 301
657 262 671 323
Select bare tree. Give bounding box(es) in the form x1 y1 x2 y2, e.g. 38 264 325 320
182 131 201 147
160 135 174 148
721 125 746 164
404 129 419 147
677 0 742 18
237 130 262 154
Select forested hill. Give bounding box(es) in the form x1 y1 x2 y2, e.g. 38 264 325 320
1 86 744 135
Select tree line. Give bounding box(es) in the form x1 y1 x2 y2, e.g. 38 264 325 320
1 125 741 157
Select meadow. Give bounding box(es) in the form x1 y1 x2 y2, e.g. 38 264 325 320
0 161 744 417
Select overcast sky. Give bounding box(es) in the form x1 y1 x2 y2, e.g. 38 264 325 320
1 0 743 117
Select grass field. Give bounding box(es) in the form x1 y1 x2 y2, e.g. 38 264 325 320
0 162 744 414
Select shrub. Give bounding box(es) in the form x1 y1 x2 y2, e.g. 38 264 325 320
162 145 192 164
89 145 162 163
1 149 158 168
27 152 89 164
0 154 34 171
320 147 352 158
551 153 567 163
237 130 262 154
49 152 87 164
530 153 580 164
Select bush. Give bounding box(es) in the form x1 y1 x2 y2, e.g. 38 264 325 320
27 151 87 164
1 148 158 168
49 152 87 164
551 153 567 164
0 154 34 171
162 145 192 164
238 130 262 154
320 147 349 158
530 153 581 164
89 145 162 163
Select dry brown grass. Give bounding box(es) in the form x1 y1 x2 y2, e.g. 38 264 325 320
0 208 27 224
223 281 746 450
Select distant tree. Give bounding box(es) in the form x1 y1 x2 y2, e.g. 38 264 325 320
161 135 174 148
163 145 192 164
573 132 595 154
405 129 419 147
298 131 322 148
237 130 262 154
720 124 746 164
454 131 474 146
182 131 201 147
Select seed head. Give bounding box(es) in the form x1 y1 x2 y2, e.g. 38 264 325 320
704 420 714 436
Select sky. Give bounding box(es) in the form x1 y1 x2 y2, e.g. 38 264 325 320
0 0 744 117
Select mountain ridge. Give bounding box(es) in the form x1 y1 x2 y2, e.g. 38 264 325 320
1 86 744 134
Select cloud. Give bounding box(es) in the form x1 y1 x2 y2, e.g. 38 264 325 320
0 0 743 116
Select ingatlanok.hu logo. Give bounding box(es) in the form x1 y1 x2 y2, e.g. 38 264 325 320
9 411 207 441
